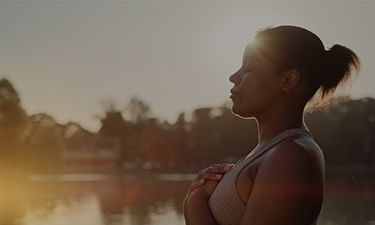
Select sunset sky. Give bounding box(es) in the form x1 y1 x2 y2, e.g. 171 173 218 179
1 1 374 131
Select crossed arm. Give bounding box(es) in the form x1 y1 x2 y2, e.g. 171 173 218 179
183 164 233 225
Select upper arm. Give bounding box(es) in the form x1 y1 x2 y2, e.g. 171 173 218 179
240 139 324 225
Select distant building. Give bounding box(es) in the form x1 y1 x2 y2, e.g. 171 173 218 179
63 136 121 173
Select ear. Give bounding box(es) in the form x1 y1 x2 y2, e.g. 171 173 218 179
281 69 300 91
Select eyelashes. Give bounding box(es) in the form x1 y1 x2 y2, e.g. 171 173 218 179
244 68 256 74
242 60 260 73
244 62 256 73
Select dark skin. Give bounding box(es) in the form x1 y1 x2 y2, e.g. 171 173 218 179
183 164 233 225
183 43 325 225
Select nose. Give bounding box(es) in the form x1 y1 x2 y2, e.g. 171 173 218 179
229 69 241 85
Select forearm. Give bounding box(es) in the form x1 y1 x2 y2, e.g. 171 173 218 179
187 203 217 225
185 191 218 225
184 175 224 225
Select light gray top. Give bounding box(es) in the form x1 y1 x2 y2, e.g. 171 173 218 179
208 129 318 225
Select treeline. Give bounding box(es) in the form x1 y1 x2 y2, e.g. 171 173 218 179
1 78 374 174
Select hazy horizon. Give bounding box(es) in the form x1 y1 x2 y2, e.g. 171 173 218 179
1 1 374 131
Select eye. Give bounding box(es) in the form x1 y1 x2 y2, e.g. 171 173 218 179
244 68 255 73
244 61 256 73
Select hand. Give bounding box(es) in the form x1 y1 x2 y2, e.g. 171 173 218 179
183 163 234 224
189 180 220 201
184 180 221 225
186 163 234 197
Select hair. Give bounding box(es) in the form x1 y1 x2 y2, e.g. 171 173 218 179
253 25 361 107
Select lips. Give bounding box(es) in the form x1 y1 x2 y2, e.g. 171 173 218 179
230 88 240 94
230 89 240 99
230 88 237 94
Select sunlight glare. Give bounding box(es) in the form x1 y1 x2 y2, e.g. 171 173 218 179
206 5 286 81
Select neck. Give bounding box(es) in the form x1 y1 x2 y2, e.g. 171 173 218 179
255 104 306 145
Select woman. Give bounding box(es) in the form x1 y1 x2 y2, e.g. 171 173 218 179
183 25 360 225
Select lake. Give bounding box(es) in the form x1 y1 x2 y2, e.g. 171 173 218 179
1 170 374 225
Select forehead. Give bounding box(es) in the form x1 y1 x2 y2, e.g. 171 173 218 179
244 39 284 67
243 43 264 62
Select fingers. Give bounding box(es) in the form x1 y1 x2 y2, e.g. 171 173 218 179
196 172 223 182
191 179 205 191
186 163 235 196
205 163 234 174
194 163 234 182
186 178 205 195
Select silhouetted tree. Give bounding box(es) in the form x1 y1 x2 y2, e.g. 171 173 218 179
0 78 29 171
169 113 189 166
98 97 155 163
98 100 137 161
139 118 174 168
329 98 375 165
188 107 215 163
213 105 258 163
26 113 64 173
305 97 375 166
185 105 258 167
124 97 152 124
61 121 93 139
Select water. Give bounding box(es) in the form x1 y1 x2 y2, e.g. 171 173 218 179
1 170 374 225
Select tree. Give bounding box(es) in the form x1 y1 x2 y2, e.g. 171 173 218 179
213 105 258 162
139 118 172 168
0 78 29 170
61 121 93 139
305 97 375 166
186 106 258 166
169 113 189 166
26 113 64 173
124 97 152 124
97 98 139 161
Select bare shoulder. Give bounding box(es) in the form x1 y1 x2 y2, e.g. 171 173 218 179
247 134 325 199
239 135 324 225
261 134 325 176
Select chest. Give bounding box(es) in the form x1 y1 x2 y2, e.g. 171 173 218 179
235 155 265 203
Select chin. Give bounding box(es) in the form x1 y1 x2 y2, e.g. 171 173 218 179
231 105 254 119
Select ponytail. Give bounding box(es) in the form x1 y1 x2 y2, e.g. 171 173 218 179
317 44 361 105
255 25 361 107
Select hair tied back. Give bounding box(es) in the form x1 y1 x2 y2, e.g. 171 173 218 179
321 44 361 100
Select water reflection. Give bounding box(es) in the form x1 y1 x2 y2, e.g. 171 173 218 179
2 175 189 225
0 179 28 225
319 169 375 225
1 171 374 225
20 193 104 225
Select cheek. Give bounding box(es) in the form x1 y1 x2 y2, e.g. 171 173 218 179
230 95 255 118
233 87 276 117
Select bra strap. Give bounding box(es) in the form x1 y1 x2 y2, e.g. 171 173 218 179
235 128 311 166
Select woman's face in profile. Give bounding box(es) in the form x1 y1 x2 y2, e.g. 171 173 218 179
229 43 284 118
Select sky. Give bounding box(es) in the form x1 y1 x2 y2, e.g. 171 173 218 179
0 1 374 132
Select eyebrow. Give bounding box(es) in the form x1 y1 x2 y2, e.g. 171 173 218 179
244 57 259 63
251 43 291 68
243 45 262 62
243 55 261 66
257 49 278 65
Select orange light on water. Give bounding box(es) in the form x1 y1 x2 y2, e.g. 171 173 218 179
123 180 140 205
